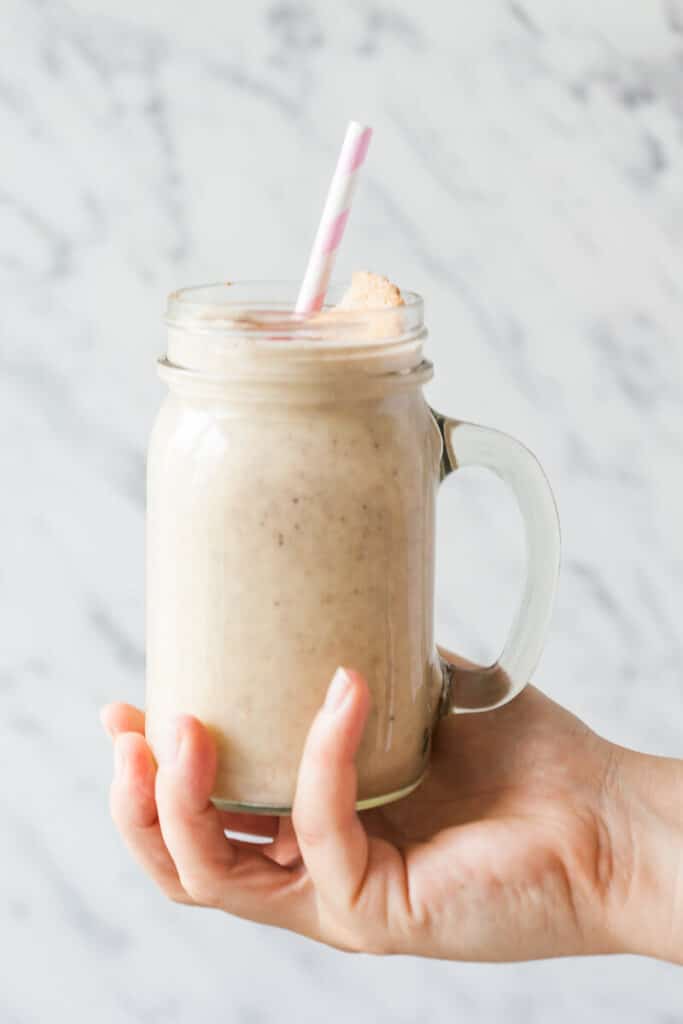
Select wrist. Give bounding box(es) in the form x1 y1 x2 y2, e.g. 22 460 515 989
605 744 683 962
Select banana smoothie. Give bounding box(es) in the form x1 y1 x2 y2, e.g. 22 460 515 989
145 276 444 812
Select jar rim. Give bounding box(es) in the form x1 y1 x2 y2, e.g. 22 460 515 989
165 280 424 346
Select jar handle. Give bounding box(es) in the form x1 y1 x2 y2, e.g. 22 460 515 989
431 413 561 713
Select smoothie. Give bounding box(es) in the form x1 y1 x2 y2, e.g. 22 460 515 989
145 279 444 812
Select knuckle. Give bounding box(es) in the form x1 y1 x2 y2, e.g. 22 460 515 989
361 934 395 956
177 871 221 908
291 812 327 850
108 786 127 829
167 888 195 906
109 783 154 833
320 910 393 956
347 922 394 956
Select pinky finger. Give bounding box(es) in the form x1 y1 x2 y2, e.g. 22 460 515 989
101 703 146 738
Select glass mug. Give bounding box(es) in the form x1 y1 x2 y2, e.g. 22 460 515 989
146 283 560 814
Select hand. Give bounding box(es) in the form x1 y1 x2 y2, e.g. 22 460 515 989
101 667 683 962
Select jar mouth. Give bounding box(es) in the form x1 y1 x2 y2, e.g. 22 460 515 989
165 280 424 346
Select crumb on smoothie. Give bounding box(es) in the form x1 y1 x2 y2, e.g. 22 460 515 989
336 271 404 310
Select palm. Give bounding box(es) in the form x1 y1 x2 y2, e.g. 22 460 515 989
371 686 612 958
369 685 603 842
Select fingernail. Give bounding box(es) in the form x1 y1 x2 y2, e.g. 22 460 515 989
113 740 127 782
156 717 182 766
325 667 352 715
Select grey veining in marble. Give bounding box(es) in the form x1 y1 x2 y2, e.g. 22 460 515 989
1 0 682 1020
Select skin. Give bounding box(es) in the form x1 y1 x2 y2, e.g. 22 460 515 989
101 668 683 963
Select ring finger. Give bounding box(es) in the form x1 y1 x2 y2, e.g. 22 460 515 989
110 731 192 904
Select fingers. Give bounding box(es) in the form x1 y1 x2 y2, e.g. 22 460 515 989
101 709 278 837
101 703 145 738
292 668 371 909
154 715 307 927
109 732 190 903
103 705 311 929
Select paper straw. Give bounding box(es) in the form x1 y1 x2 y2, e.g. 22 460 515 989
295 121 373 314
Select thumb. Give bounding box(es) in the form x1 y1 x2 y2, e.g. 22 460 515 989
292 668 370 909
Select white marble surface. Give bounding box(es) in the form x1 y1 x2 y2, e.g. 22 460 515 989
2 0 683 1018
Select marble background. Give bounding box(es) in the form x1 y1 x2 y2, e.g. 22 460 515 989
2 0 683 1019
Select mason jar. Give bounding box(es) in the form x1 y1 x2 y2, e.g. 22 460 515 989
145 283 560 813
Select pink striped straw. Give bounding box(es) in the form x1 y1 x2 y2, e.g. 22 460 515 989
295 120 373 314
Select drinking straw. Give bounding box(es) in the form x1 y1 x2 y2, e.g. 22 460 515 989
295 120 373 314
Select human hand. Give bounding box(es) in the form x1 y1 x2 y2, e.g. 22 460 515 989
101 667 683 962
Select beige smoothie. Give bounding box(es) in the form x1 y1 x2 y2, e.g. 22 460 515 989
145 278 444 812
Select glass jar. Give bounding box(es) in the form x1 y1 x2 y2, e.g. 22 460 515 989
145 283 560 813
